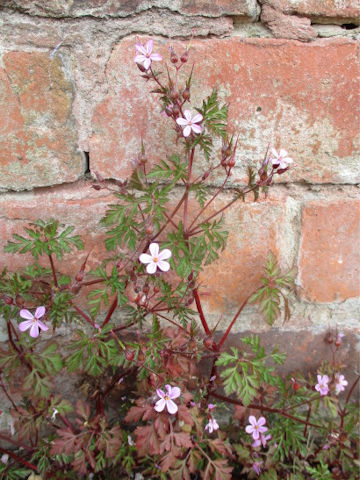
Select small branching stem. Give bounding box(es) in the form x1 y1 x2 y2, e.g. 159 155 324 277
0 447 38 472
48 254 58 288
102 295 118 327
216 296 250 350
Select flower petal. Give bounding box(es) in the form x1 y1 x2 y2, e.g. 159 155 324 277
134 54 146 64
252 430 260 440
143 58 151 70
158 248 172 260
183 125 191 137
166 399 178 414
135 43 147 55
139 253 152 264
145 39 153 55
191 124 202 135
29 323 40 338
279 149 288 157
192 113 203 124
257 417 266 426
35 306 45 319
157 260 170 272
271 148 278 157
169 386 181 399
156 388 165 398
245 425 254 434
146 262 158 274
184 110 192 121
37 320 49 332
18 320 33 332
248 416 257 426
176 117 188 126
154 398 166 412
150 53 162 62
19 309 34 320
149 243 159 257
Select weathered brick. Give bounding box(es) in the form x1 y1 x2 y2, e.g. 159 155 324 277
1 0 259 18
0 51 83 191
259 0 360 23
90 37 360 185
299 198 360 302
0 182 111 275
196 190 289 317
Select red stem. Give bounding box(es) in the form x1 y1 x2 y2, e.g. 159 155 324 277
216 296 250 350
210 392 323 429
70 301 95 327
193 287 211 336
0 446 38 472
102 295 118 327
48 254 58 288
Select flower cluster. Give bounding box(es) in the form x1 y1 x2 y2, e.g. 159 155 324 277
246 416 271 448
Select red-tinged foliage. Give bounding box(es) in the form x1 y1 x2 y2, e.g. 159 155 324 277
134 424 161 456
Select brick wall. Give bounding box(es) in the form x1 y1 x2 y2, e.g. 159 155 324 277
0 1 359 370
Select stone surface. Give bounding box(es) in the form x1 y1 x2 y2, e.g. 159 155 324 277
299 198 360 302
1 0 260 19
259 0 360 23
261 4 318 40
0 51 84 191
90 37 360 185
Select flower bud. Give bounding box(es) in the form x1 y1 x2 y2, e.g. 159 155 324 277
170 47 178 64
165 107 173 117
228 158 235 168
125 349 135 362
327 333 333 344
170 88 179 100
172 104 180 116
203 336 215 350
136 62 147 72
202 170 210 181
153 286 160 293
180 50 189 63
145 224 154 236
75 271 84 282
91 184 101 191
182 87 190 101
2 295 13 305
15 294 25 307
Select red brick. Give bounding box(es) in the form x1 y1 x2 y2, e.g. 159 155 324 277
90 37 360 185
259 0 360 22
0 52 83 191
196 191 288 316
299 198 360 302
1 0 258 17
0 182 111 275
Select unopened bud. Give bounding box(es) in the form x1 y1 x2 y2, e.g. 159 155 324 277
75 272 84 282
94 170 104 182
153 286 160 293
180 50 189 63
143 284 150 295
165 107 173 117
125 349 135 362
182 87 190 101
170 88 179 101
15 294 25 307
92 184 101 191
136 63 147 72
277 167 288 175
145 224 154 235
203 337 215 350
202 170 210 181
228 158 235 168
2 295 13 305
170 48 178 64
327 334 333 344
172 104 180 116
185 296 194 306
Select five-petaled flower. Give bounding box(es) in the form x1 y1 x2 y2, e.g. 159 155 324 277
139 242 172 274
18 306 48 338
245 416 268 440
335 374 348 394
315 374 329 396
134 39 162 71
271 148 293 170
252 461 263 476
154 385 181 414
176 110 203 137
205 418 219 434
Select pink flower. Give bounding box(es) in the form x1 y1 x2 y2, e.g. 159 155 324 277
208 403 216 410
154 385 181 414
18 306 48 338
271 148 293 170
205 418 219 433
139 242 172 274
176 110 203 137
245 416 268 440
335 374 348 394
315 374 329 396
252 461 263 476
252 433 271 448
134 39 162 70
